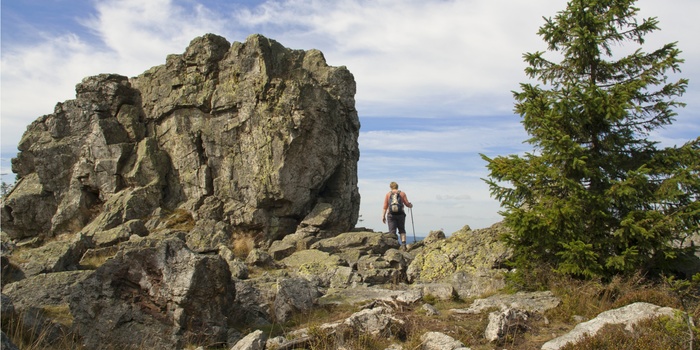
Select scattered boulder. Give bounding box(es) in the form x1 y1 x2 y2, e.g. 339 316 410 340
319 286 422 306
230 329 265 350
418 283 456 301
541 302 677 350
246 248 276 268
423 229 446 245
484 308 529 342
69 237 236 349
451 291 561 314
342 306 405 337
406 223 512 298
421 303 440 316
218 245 249 279
273 277 322 323
419 331 470 350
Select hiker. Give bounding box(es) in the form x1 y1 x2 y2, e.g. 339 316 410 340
382 181 413 250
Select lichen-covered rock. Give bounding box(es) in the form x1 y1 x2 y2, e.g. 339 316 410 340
2 271 91 346
541 302 677 350
280 249 357 287
2 33 360 247
10 234 91 277
406 222 512 298
3 271 91 310
69 237 236 349
272 277 321 323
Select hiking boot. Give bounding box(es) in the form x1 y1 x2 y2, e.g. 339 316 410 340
400 244 406 251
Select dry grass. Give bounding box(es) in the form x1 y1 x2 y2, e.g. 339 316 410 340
163 208 196 231
2 307 81 350
231 234 256 259
560 316 697 350
271 271 699 350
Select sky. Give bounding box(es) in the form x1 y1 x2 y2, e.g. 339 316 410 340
1 0 699 236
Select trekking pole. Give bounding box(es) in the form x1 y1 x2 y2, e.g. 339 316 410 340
410 207 416 243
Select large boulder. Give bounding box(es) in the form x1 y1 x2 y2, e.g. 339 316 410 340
406 223 512 298
2 33 360 246
541 302 677 350
69 237 236 349
2 271 91 346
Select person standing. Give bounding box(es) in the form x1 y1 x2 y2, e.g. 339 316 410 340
382 181 413 250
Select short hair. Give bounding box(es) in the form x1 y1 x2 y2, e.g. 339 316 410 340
389 182 398 189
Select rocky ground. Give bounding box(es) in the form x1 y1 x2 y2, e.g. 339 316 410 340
1 223 688 349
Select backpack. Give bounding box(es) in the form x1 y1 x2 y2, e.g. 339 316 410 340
389 190 404 214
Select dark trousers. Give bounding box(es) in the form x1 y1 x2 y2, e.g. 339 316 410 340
387 212 407 236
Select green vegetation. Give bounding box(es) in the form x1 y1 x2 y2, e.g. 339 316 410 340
482 0 699 278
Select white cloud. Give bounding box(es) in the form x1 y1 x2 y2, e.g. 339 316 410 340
2 0 699 235
360 123 529 154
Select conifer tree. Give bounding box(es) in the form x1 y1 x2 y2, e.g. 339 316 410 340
482 0 699 278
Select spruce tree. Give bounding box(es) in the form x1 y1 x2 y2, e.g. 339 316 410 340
482 0 699 278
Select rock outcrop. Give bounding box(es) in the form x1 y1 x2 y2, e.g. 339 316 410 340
2 33 360 247
541 302 677 350
406 222 512 298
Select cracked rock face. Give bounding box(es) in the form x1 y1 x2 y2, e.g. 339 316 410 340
2 33 360 244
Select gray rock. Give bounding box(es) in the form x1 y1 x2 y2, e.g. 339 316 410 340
268 241 297 261
1 294 14 325
419 331 470 350
230 329 265 350
246 248 275 267
311 231 396 256
423 229 446 245
421 303 440 316
342 306 405 337
234 279 275 326
484 308 529 342
541 302 677 350
11 233 91 277
319 286 422 306
1 331 19 350
2 271 89 347
273 277 321 323
3 271 91 310
69 237 236 349
90 219 148 247
418 283 456 301
219 245 249 279
452 291 561 314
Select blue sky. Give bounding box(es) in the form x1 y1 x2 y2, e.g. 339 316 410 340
2 0 699 235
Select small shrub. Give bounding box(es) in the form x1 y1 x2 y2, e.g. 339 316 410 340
422 294 437 305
